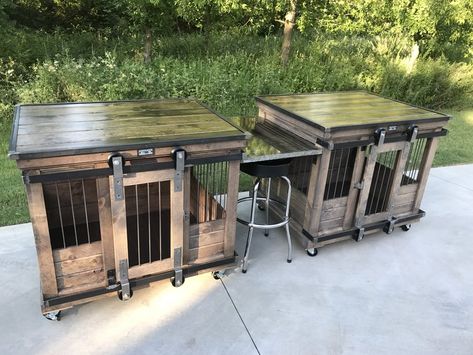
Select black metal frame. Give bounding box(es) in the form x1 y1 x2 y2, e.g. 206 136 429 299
315 129 448 150
24 153 242 184
302 209 426 243
43 252 237 308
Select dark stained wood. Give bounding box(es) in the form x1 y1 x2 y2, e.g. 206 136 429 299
9 99 245 160
257 91 450 132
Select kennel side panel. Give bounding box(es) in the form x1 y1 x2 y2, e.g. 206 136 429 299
25 182 58 297
414 138 440 210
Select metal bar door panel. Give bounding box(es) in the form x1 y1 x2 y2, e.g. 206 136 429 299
110 169 184 281
354 142 410 227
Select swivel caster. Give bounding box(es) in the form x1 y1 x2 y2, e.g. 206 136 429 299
212 271 224 280
171 276 185 287
44 310 61 321
401 224 412 232
257 202 266 211
306 248 318 257
117 289 133 301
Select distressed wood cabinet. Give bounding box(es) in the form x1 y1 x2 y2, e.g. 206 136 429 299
9 99 246 317
255 91 450 254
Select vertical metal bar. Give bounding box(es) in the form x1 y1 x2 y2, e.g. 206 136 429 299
413 139 425 181
211 162 215 221
407 141 416 182
404 143 414 184
333 149 343 199
219 162 224 209
325 153 335 199
194 166 199 223
158 181 162 260
135 184 140 265
68 181 78 246
81 179 91 244
341 148 351 198
204 164 209 222
367 152 382 214
225 162 229 209
55 183 66 249
381 150 396 211
147 183 151 263
375 151 389 213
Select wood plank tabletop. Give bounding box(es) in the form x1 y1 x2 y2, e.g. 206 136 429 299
256 91 450 132
9 99 246 160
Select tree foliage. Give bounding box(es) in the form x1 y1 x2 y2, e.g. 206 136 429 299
1 0 472 61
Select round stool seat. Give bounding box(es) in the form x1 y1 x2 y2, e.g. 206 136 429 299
240 159 291 178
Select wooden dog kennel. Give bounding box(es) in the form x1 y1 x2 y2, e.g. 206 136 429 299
9 99 246 319
255 91 449 255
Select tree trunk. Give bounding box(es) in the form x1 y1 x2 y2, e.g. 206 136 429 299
143 27 152 64
281 0 297 66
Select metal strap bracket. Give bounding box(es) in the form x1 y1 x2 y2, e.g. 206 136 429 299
119 259 132 300
374 128 386 146
384 217 397 234
354 227 365 242
173 149 186 192
112 156 124 201
173 247 183 287
408 125 419 142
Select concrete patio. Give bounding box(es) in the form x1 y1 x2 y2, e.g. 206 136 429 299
0 164 472 355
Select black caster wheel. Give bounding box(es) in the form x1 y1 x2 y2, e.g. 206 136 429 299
306 248 318 257
171 276 185 287
287 259 292 263
383 224 394 234
257 202 266 211
401 224 412 232
44 310 61 321
242 269 247 274
212 271 224 280
117 289 133 301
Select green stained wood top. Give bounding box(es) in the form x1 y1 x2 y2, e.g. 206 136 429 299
256 91 450 132
9 99 246 160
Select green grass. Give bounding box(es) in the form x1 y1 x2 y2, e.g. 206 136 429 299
0 125 29 226
434 109 473 167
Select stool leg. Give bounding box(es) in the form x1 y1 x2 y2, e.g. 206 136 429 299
281 176 293 263
242 179 260 273
285 223 293 263
264 178 271 237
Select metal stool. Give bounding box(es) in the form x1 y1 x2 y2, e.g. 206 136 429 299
237 159 293 273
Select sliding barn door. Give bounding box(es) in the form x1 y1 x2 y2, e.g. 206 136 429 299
110 169 184 280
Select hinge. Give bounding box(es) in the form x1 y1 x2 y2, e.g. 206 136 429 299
173 149 186 192
111 156 124 201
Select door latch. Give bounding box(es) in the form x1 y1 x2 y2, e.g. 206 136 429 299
119 259 132 301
